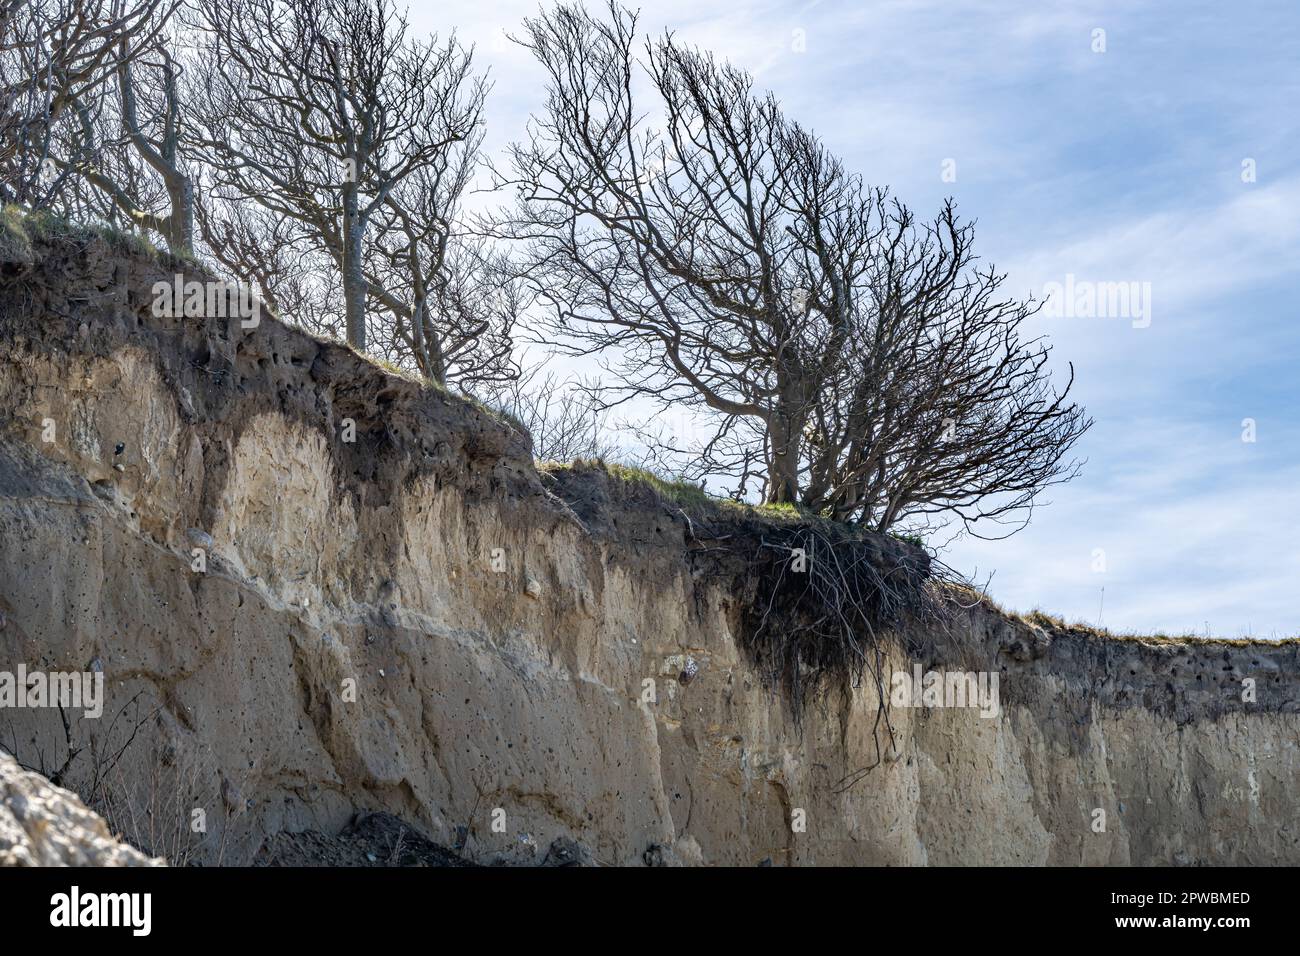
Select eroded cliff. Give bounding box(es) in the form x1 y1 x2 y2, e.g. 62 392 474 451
1 222 1297 866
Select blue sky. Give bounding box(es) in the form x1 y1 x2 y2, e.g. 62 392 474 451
415 0 1300 638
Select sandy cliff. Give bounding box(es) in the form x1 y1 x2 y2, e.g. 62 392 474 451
1 222 1296 865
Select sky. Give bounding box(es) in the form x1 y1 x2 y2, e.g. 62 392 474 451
409 0 1300 639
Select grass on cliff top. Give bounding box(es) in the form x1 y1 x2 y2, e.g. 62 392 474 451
541 457 793 518
540 457 928 545
337 342 531 435
600 461 715 509
1014 608 1293 646
1 204 182 266
341 342 428 386
0 206 31 261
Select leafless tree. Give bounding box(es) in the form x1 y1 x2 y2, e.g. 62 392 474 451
5 0 517 384
365 155 521 387
187 0 488 352
492 2 1090 534
195 192 344 335
57 11 192 252
478 367 618 462
0 0 175 209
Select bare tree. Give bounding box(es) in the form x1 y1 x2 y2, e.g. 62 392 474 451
54 10 192 253
4 0 517 389
365 155 520 387
195 192 345 336
478 368 618 462
0 0 174 209
187 0 487 352
493 2 1089 533
106 21 192 252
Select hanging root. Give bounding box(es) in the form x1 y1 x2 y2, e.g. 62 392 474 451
738 523 943 779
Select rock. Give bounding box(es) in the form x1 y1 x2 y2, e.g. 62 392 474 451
541 836 587 867
258 812 475 867
185 528 215 550
0 751 162 866
525 576 542 599
220 776 243 815
679 656 700 685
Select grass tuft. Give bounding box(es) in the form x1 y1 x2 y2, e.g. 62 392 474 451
1 204 186 267
603 461 713 508
0 205 35 264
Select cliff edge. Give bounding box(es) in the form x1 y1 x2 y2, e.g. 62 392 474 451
1 218 1297 865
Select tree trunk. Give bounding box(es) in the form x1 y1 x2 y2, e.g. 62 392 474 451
427 326 446 386
767 415 801 504
342 186 366 350
167 176 194 257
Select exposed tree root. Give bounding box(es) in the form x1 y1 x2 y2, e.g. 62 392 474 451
738 524 944 782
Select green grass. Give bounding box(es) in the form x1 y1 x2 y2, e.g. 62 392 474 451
462 393 528 435
539 458 705 508
338 343 531 436
604 461 714 508
2 204 182 266
1013 607 1296 645
0 205 36 263
97 221 166 260
345 345 427 386
544 458 849 525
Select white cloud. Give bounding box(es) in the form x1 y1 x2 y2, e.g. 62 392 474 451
1009 176 1300 314
944 419 1300 637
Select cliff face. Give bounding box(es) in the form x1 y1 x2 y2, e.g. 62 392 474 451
1 225 1297 866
